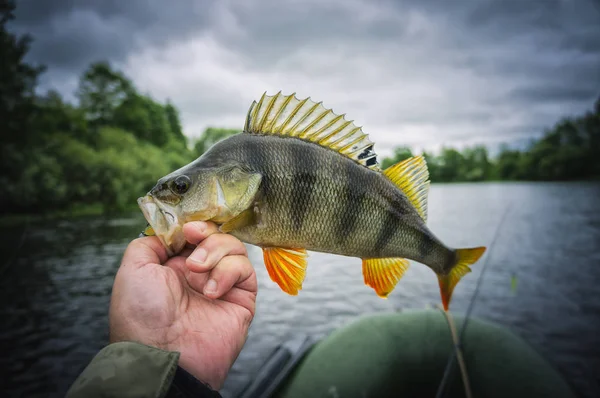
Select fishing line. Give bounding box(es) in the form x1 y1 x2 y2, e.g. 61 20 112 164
439 308 472 398
435 203 512 398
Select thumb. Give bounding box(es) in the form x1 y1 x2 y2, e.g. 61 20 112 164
120 236 169 270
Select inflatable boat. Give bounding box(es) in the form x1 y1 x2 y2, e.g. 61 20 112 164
234 310 577 398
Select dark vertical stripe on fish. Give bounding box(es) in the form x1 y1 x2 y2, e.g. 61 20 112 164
336 160 363 245
443 250 459 274
373 209 398 254
419 233 435 258
290 146 316 231
246 139 271 198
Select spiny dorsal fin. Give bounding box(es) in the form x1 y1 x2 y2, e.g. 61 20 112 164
383 155 430 222
244 91 379 171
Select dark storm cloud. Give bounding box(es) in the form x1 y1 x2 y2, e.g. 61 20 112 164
215 1 410 63
466 0 564 31
213 0 600 104
6 0 600 152
11 0 216 71
509 85 599 104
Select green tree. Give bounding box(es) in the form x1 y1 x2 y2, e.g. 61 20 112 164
113 94 153 141
380 146 413 169
112 92 176 147
165 100 187 144
555 118 588 179
496 145 522 180
437 147 464 182
0 0 44 144
0 0 45 144
77 61 133 126
462 145 491 181
194 127 241 156
33 90 88 139
583 99 600 177
0 0 46 210
144 96 172 147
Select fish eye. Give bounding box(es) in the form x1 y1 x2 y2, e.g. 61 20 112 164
170 175 191 195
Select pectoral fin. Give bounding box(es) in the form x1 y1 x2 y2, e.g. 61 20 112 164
362 257 410 298
262 247 308 295
219 208 256 233
142 224 155 236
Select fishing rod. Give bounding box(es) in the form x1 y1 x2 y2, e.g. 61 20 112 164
435 203 512 398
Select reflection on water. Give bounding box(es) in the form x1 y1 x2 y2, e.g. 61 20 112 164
1 182 599 398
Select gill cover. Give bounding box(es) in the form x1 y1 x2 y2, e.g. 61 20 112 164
209 165 262 224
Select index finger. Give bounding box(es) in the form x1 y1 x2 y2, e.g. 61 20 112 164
183 221 221 246
121 221 220 270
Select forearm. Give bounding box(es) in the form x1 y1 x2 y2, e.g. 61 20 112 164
66 342 222 398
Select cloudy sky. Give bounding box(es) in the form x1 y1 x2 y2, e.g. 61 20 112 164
10 0 600 156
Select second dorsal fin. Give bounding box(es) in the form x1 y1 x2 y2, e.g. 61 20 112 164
383 155 430 222
244 92 379 171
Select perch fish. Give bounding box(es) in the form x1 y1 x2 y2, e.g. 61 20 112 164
138 92 486 310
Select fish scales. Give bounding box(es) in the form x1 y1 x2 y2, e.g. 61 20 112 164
199 133 452 269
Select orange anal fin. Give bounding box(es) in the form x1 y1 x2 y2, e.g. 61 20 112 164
262 247 308 295
362 257 410 298
437 246 486 311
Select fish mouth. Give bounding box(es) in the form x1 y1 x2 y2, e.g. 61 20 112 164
137 195 186 256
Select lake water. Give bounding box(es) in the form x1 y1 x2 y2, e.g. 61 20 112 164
1 182 599 398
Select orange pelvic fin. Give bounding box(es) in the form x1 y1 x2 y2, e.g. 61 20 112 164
362 257 410 298
262 247 308 295
437 247 486 311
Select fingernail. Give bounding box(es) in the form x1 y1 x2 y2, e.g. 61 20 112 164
196 221 206 233
204 279 217 295
190 248 207 264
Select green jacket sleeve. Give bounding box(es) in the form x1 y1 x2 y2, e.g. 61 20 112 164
66 341 201 398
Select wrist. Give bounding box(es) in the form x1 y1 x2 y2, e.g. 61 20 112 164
109 329 228 389
178 351 228 390
109 319 170 351
109 338 224 390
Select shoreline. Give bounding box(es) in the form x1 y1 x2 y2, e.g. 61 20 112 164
0 204 141 227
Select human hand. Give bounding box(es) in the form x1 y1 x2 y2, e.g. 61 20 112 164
109 221 257 390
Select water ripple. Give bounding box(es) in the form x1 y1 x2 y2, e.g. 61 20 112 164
1 183 599 398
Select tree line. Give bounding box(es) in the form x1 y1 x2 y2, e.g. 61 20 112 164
1 0 598 217
381 95 600 184
209 98 600 184
0 1 241 214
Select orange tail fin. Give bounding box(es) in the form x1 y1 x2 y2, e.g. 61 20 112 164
437 247 486 311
